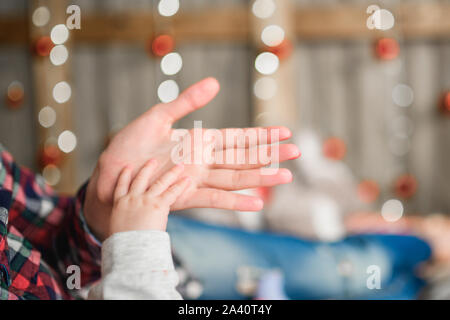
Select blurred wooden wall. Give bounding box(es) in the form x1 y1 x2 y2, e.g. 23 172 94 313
1 0 450 214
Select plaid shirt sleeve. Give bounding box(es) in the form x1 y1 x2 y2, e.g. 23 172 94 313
0 144 101 290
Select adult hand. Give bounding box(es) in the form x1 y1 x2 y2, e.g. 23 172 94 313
84 78 300 240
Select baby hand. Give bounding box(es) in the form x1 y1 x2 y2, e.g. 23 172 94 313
109 160 190 236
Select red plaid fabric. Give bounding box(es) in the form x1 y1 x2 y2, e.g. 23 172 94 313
0 144 101 300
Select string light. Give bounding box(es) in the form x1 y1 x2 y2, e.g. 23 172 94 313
38 106 56 128
372 9 395 31
158 80 179 103
255 52 279 75
252 0 276 19
50 24 69 45
32 7 50 27
42 164 61 186
58 130 77 153
53 81 72 103
161 52 183 75
261 25 285 47
381 199 403 222
6 81 24 109
157 3 182 104
158 0 180 17
392 84 414 107
253 77 277 100
50 45 68 66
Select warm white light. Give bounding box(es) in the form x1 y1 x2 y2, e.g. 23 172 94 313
53 81 71 103
388 136 410 157
185 281 203 299
255 52 279 75
390 115 414 138
42 165 61 186
50 45 69 66
157 80 179 103
161 52 183 75
38 106 56 128
392 84 414 107
381 199 403 222
50 24 69 45
252 0 276 19
253 77 277 100
158 0 180 17
58 130 77 153
373 9 395 31
32 7 50 27
261 25 285 47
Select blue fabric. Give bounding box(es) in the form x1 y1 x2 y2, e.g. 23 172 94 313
167 215 431 300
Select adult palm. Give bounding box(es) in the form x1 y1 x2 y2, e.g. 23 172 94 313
85 78 300 240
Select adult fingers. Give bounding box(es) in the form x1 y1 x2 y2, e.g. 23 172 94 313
215 126 292 149
204 168 293 191
212 143 300 169
173 188 264 211
129 159 158 195
152 77 220 124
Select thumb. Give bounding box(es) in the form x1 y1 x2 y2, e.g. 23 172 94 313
154 77 220 124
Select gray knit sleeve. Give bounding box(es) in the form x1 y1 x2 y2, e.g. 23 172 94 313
88 230 182 300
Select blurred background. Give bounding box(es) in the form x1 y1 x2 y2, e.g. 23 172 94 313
1 0 450 242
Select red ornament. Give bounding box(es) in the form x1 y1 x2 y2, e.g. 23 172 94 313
357 180 380 204
149 34 175 57
266 39 293 61
375 38 399 61
439 91 450 116
394 174 417 199
34 36 54 57
323 137 346 161
39 145 63 167
5 82 24 109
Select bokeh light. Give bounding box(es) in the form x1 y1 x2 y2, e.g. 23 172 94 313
50 45 69 66
38 106 56 128
52 81 71 103
32 6 50 27
42 164 61 186
357 180 380 204
392 84 414 107
253 77 277 100
158 0 180 17
58 130 77 153
375 38 399 61
381 199 403 222
50 24 69 45
261 25 285 47
157 80 179 103
6 81 24 108
161 52 183 75
255 52 279 75
252 0 276 19
35 36 54 57
373 9 395 31
394 174 418 199
150 34 175 57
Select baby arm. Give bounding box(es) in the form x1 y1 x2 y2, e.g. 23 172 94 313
89 160 190 300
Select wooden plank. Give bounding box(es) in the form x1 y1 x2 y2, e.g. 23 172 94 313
2 3 450 45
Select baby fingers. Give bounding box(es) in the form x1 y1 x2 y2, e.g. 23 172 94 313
146 163 185 197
